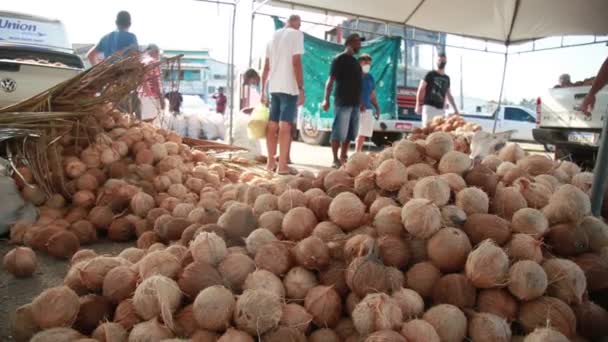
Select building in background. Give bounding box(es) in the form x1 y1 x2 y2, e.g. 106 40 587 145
161 49 209 100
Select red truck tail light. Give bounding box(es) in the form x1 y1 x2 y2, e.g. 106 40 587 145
535 97 542 126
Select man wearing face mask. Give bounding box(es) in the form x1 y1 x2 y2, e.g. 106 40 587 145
416 52 459 126
355 53 381 152
322 33 364 168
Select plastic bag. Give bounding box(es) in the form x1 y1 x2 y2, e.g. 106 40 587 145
247 104 269 139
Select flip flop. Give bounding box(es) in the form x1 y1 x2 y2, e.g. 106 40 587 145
277 166 298 175
332 160 342 169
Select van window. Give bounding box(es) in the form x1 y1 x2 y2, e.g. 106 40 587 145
504 107 534 122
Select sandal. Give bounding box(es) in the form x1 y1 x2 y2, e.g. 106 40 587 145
277 166 298 175
332 160 342 169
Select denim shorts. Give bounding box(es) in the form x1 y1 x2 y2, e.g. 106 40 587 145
331 105 359 142
270 93 298 123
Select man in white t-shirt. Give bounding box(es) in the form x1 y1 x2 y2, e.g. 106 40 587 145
261 15 305 175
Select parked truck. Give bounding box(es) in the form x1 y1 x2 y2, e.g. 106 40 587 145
0 11 83 109
533 84 608 168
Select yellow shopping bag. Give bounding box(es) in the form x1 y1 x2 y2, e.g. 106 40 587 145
247 104 270 139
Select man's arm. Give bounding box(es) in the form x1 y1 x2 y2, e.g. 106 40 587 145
446 88 459 114
86 45 100 66
261 57 270 106
322 76 335 112
582 56 608 115
293 54 304 105
371 90 381 119
416 80 427 114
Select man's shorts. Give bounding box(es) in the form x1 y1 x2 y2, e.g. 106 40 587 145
358 109 375 138
422 105 446 127
270 93 298 123
331 105 359 142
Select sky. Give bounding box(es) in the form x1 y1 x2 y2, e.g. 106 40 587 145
4 0 608 104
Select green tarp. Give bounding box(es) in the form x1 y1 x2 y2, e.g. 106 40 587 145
273 17 401 131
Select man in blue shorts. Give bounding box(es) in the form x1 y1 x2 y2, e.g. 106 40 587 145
261 15 305 174
322 33 364 168
87 11 139 65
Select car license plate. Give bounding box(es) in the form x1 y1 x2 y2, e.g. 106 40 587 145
568 132 599 145
395 122 413 131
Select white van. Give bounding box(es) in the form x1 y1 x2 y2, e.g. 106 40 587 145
0 11 83 108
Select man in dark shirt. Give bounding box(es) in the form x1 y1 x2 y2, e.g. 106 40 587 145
322 33 364 168
212 87 227 114
87 11 139 65
415 52 459 126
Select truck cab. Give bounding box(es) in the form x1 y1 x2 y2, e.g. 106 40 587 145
0 11 83 109
533 84 608 168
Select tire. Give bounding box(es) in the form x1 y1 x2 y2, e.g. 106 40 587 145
299 127 330 146
371 132 403 148
555 145 597 170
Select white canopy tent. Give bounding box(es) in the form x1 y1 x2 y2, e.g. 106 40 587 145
267 0 608 44
255 0 608 215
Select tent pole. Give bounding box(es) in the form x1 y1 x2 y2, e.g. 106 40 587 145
228 3 237 144
248 1 255 67
492 50 509 133
590 117 608 216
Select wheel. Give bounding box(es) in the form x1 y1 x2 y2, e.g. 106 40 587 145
371 132 403 148
299 127 330 146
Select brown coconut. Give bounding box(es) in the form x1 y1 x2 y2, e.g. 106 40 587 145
31 286 80 329
422 304 467 342
441 205 467 227
425 132 454 160
545 222 589 256
391 287 424 319
280 303 313 333
432 273 477 309
244 269 286 298
328 192 366 231
573 253 608 291
405 261 441 298
255 241 293 276
491 186 528 220
129 319 174 341
346 248 389 297
3 246 37 278
518 296 576 337
393 139 423 166
68 220 98 245
401 198 441 239
132 275 182 328
542 258 586 305
465 165 499 196
283 266 318 300
234 289 283 335
218 253 255 292
377 235 410 268
505 234 544 263
401 319 440 342
217 203 257 246
30 327 84 342
12 303 40 342
463 213 511 245
375 159 408 191
192 285 235 332
293 236 330 270
413 176 451 206
514 178 551 209
178 261 223 299
456 187 489 215
73 294 113 335
517 155 554 176
511 208 549 238
476 288 519 321
427 227 472 272
543 184 591 225
438 151 472 175
46 230 80 258
465 239 509 288
102 265 138 304
468 312 512 342
373 206 403 236
572 300 608 340
137 250 180 279
508 260 548 301
113 299 141 331
319 260 348 296
352 293 402 335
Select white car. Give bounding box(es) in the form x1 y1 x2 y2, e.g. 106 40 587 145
0 11 83 109
462 105 537 141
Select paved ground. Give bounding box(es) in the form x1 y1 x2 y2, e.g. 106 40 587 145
0 241 131 341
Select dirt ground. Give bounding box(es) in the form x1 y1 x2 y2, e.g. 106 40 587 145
0 240 132 341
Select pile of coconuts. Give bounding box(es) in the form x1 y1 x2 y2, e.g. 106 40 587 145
5 114 608 341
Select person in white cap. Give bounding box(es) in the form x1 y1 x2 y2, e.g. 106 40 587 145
355 53 380 152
